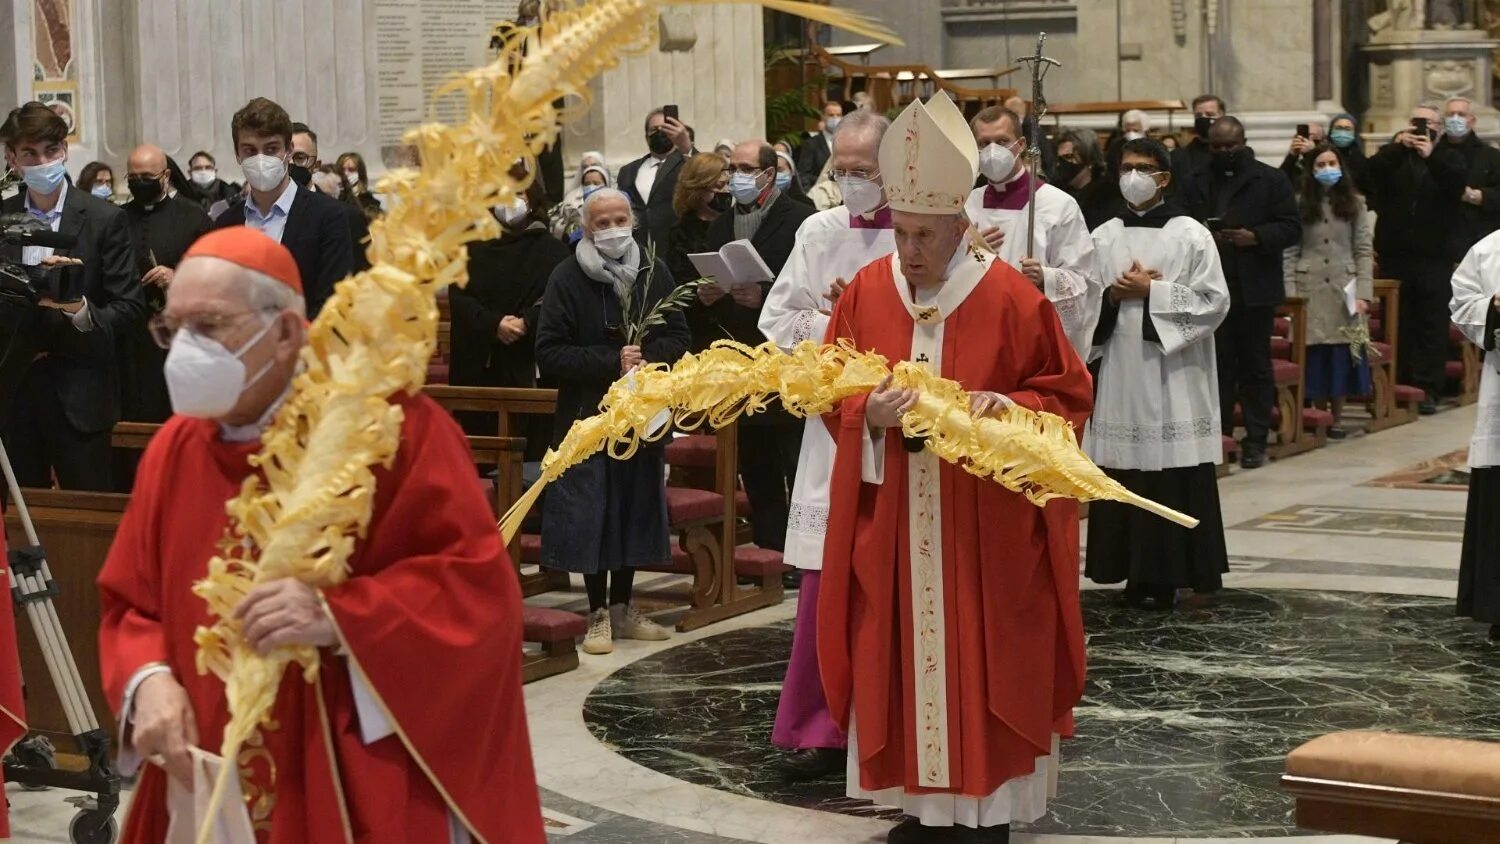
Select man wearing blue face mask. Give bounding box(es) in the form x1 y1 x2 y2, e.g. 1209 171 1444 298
699 139 814 560
0 100 145 491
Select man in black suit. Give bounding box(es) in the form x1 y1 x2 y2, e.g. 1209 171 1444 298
289 121 371 273
795 100 842 190
616 107 693 253
1176 116 1302 469
0 101 147 490
211 98 353 317
1170 93 1225 191
697 139 815 554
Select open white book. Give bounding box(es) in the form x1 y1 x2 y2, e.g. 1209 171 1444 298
688 239 774 291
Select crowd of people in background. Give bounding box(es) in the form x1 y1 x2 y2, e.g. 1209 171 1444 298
7 84 1500 649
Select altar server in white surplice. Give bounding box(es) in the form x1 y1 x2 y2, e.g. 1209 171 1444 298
1451 230 1500 639
757 108 898 781
965 104 1101 359
1083 137 1232 610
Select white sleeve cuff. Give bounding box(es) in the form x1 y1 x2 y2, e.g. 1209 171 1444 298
349 659 395 745
861 425 886 485
117 662 173 777
69 297 94 332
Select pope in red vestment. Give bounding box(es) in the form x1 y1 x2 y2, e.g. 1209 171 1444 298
817 92 1093 843
97 228 544 843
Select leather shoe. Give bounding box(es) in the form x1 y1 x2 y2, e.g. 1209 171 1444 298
778 747 844 781
1240 443 1267 469
782 569 803 591
1418 399 1438 416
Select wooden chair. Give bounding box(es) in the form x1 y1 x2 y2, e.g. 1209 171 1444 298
1284 731 1500 843
805 42 1017 115
1362 279 1417 432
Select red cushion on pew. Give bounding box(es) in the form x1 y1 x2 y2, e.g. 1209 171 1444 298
1303 407 1334 430
735 545 788 576
1372 341 1392 361
1272 358 1300 386
1273 317 1291 338
1450 324 1467 346
522 606 588 640
1270 337 1292 360
1368 317 1383 339
1446 360 1464 379
426 363 450 384
1394 384 1425 404
518 533 543 563
665 435 716 469
667 487 726 524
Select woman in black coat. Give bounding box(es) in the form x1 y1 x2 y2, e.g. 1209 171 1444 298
535 188 691 655
448 177 570 436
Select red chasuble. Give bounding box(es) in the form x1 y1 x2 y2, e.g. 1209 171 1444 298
818 252 1093 799
98 393 544 843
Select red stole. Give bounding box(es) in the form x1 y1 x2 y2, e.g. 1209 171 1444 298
817 254 1093 797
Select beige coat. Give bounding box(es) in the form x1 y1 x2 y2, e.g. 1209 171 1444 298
1283 195 1374 345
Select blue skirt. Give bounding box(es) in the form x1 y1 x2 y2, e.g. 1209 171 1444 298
1305 343 1372 402
540 450 671 574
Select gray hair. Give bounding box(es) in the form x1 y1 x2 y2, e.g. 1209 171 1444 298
244 266 307 318
1446 97 1474 113
833 109 891 153
581 187 634 228
1122 108 1150 131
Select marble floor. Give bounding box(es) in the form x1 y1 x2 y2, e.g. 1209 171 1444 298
5 406 1488 842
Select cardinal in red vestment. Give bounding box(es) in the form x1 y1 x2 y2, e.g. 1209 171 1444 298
817 92 1093 844
97 228 544 843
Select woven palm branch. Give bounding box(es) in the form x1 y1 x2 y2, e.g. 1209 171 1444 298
499 340 1196 542
190 2 899 840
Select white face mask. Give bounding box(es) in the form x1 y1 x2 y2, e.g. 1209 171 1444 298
1119 170 1161 206
344 170 360 186
838 176 884 216
593 226 634 259
241 154 288 193
1123 130 1145 141
979 142 1020 183
495 197 530 228
164 318 278 419
190 168 217 187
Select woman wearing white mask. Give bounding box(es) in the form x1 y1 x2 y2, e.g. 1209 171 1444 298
335 151 383 221
78 160 116 201
449 170 570 437
534 188 690 655
1085 137 1231 610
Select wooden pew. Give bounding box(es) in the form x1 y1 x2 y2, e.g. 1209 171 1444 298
805 42 1017 115
1284 731 1500 843
1267 298 1321 460
1043 99 1187 130
1363 278 1417 432
1450 324 1481 406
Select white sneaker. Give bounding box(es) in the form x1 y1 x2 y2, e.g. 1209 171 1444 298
581 608 613 654
610 603 670 641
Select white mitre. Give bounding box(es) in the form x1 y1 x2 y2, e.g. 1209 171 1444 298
879 90 980 215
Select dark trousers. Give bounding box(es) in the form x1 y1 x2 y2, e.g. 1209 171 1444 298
1216 295 1276 448
737 421 802 552
2 368 112 492
1386 255 1456 400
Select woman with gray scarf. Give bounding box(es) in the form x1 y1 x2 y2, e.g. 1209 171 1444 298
534 188 691 655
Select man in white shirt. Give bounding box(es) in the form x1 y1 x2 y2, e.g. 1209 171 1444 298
965 105 1101 360
0 100 146 490
616 107 694 251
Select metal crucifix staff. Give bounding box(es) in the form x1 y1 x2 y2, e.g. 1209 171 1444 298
1017 33 1060 260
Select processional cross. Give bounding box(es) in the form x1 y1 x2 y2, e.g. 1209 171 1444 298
1017 33 1061 260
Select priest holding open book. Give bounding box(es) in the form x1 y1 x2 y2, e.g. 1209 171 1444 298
688 139 815 555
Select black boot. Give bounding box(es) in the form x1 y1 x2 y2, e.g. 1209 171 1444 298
1240 441 1267 469
777 747 844 781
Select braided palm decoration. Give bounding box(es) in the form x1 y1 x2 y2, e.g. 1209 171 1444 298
500 340 1197 543
190 2 898 838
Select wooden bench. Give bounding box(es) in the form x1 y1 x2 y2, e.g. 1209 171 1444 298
805 42 1017 115
1362 278 1417 432
1263 298 1321 460
1044 99 1187 129
1449 323 1481 406
1284 731 1500 843
521 606 587 683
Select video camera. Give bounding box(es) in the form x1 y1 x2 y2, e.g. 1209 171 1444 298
0 212 77 306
